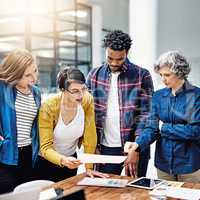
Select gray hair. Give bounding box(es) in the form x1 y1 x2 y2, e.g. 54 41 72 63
154 51 191 79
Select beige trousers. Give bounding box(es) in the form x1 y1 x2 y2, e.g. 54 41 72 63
157 168 200 183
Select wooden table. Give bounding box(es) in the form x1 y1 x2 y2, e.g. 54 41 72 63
49 173 200 200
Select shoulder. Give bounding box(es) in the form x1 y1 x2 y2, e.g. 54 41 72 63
133 64 151 77
0 80 9 89
190 84 200 94
153 88 169 99
40 93 61 111
82 91 94 109
88 64 107 77
125 61 152 78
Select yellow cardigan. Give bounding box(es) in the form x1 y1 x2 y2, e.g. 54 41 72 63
38 91 97 169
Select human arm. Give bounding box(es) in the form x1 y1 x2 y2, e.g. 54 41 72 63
134 69 154 137
82 92 109 178
124 93 161 176
124 142 139 177
39 100 80 168
161 93 200 140
85 68 95 92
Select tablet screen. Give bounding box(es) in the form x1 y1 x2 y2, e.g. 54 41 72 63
128 177 164 189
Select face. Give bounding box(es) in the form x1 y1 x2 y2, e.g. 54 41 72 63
106 47 127 72
16 63 38 89
65 82 87 104
158 66 182 89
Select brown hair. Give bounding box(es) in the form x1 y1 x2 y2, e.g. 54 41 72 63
0 49 36 85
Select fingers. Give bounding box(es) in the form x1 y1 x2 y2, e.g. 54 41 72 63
129 164 133 177
125 164 129 176
61 156 82 169
86 169 110 178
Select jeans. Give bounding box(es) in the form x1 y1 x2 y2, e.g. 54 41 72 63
99 145 149 177
0 145 33 194
35 153 77 182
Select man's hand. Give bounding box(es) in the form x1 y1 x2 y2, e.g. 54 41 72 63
124 149 139 177
61 156 82 169
86 169 110 178
124 142 139 178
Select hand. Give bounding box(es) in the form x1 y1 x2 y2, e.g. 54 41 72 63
95 147 100 155
124 148 139 178
86 169 110 178
124 141 134 153
61 156 82 169
0 135 4 141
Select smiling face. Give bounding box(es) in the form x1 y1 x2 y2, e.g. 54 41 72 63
158 65 184 90
16 63 38 90
106 47 127 73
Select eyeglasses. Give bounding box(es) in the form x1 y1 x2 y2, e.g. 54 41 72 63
66 87 88 95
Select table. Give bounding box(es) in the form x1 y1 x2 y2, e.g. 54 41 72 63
49 173 200 200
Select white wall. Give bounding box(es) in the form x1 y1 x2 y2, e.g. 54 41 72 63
157 0 200 86
83 0 129 32
79 0 129 67
129 0 158 86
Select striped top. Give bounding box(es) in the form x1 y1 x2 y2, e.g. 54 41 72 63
15 90 38 147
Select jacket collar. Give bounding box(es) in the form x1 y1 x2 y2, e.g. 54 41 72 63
162 80 194 97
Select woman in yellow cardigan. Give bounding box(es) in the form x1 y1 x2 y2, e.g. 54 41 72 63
37 68 107 182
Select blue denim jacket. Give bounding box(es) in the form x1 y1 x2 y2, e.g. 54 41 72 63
0 81 41 166
136 81 200 174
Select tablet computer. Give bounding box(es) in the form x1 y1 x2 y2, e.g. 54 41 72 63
127 177 165 190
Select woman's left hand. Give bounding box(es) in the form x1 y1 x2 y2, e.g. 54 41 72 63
86 169 110 178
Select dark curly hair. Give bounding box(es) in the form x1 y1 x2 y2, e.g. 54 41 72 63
103 30 132 52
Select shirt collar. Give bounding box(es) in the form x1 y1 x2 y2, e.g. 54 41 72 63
162 80 194 97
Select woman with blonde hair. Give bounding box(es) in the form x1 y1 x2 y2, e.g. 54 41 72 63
0 49 41 193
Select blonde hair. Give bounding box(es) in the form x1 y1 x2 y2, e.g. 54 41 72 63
0 49 36 85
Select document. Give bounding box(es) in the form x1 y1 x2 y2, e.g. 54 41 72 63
77 177 128 188
150 186 200 200
79 153 127 164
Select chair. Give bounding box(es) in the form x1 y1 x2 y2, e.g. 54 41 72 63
0 188 40 200
55 188 86 200
14 180 55 193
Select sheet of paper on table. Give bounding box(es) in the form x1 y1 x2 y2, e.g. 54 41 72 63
79 153 127 164
165 181 184 188
77 177 128 188
150 186 200 200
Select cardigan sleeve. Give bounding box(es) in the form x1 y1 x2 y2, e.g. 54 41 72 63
82 92 97 169
38 100 63 167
